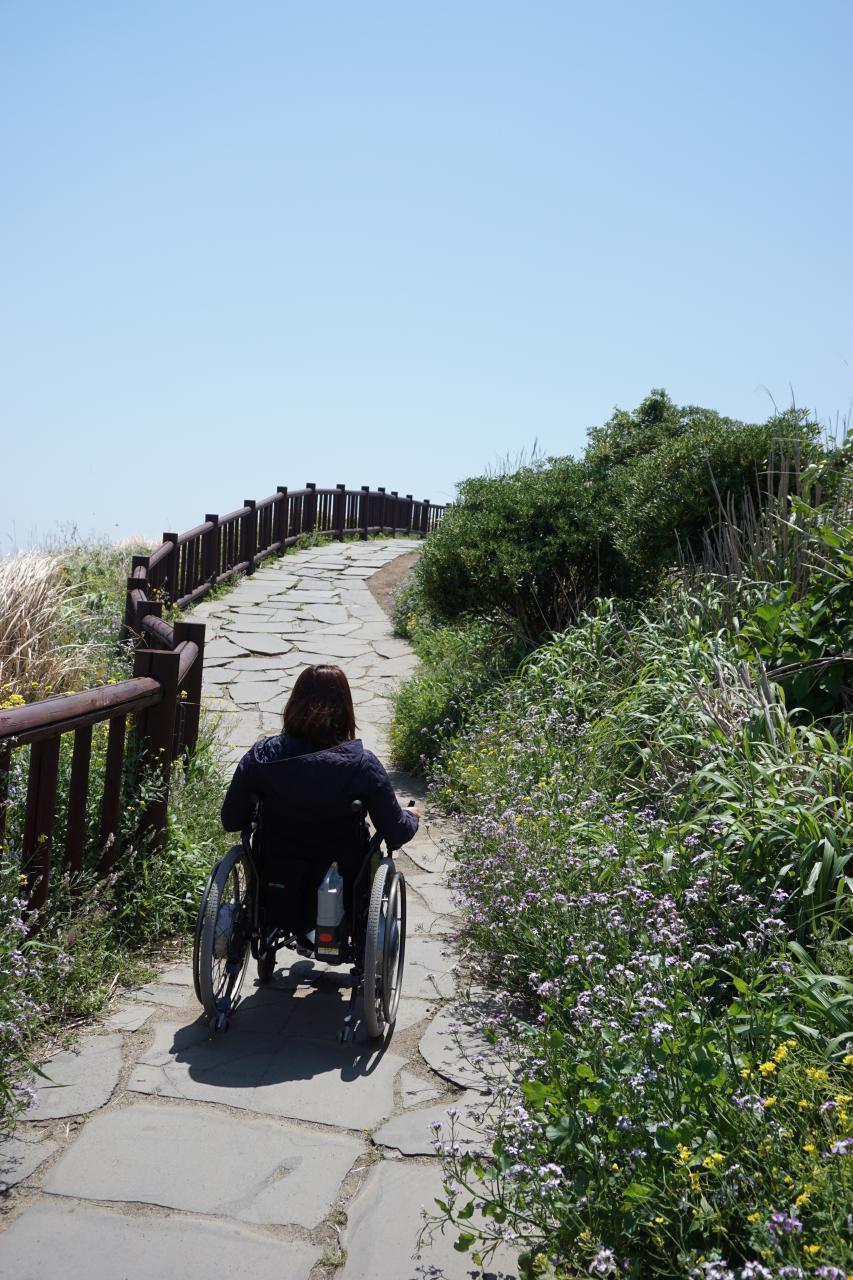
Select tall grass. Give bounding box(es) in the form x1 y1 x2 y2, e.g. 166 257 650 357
0 553 86 700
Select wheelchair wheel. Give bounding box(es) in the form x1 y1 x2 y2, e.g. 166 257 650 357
198 845 253 1026
363 858 406 1039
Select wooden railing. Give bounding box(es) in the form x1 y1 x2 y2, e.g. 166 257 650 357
131 483 441 613
0 482 444 912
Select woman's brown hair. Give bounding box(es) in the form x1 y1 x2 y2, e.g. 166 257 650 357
282 664 356 748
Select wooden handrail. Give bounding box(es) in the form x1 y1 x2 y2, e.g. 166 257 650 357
0 679 161 747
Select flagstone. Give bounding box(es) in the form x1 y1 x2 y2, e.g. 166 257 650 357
43 1102 362 1228
26 1034 123 1120
341 1160 518 1280
104 1003 154 1031
128 1018 407 1130
373 1090 486 1155
127 982 192 1008
0 1132 58 1190
224 633 294 656
398 1069 443 1110
0 1202 320 1280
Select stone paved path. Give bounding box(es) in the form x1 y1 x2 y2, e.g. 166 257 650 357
0 540 517 1280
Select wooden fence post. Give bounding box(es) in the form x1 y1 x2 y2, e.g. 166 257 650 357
405 495 414 536
23 737 61 912
275 487 288 554
420 499 430 536
123 553 150 639
161 533 178 605
124 576 143 641
377 487 386 534
134 647 180 851
136 596 162 640
98 715 127 876
173 620 206 758
242 500 257 574
203 515 219 584
335 484 347 540
64 726 92 875
306 483 317 537
360 486 370 540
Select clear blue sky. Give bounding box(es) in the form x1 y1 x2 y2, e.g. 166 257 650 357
1 1 851 548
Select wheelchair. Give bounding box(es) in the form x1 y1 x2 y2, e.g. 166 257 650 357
192 800 407 1043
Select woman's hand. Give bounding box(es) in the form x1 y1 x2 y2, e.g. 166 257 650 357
408 802 422 820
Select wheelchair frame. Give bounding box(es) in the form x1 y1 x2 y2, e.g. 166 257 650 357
192 800 407 1042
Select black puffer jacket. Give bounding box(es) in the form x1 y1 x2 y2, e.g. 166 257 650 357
220 734 418 856
221 735 418 934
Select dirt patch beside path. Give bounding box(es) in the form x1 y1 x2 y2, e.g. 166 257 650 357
366 548 419 620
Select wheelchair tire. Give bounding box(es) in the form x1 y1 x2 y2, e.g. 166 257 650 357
198 845 253 1024
192 858 220 1003
381 872 406 1024
363 859 406 1039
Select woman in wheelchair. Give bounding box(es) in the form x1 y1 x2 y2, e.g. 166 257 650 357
193 664 420 1039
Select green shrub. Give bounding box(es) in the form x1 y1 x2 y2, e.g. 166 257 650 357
613 412 820 579
415 391 822 644
417 458 630 643
389 619 523 772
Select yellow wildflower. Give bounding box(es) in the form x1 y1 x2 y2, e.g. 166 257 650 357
763 1095 777 1108
805 1068 829 1082
803 1244 821 1256
774 1044 788 1062
758 1061 777 1076
747 1212 760 1223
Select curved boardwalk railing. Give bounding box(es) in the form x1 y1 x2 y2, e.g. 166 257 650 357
0 483 443 913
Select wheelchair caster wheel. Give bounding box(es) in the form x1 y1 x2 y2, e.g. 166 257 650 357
214 1012 230 1032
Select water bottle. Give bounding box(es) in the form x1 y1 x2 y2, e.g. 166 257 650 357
316 862 346 963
